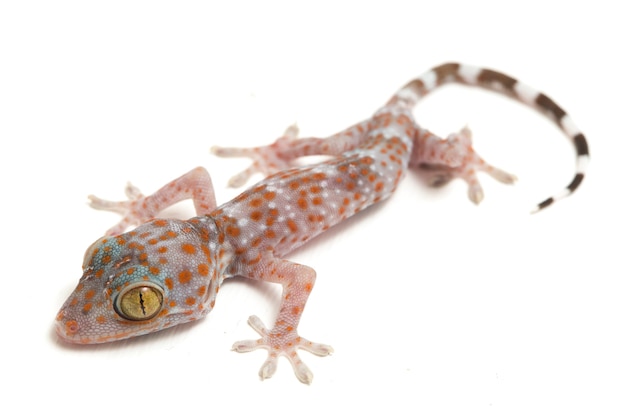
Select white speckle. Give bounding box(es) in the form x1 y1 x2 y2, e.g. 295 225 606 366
577 154 590 172
396 88 419 104
561 114 581 137
513 82 539 105
420 70 437 91
458 65 481 84
268 202 276 209
238 218 249 227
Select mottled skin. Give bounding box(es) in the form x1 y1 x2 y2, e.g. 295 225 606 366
56 63 588 383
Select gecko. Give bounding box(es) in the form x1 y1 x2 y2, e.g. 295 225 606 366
55 63 589 383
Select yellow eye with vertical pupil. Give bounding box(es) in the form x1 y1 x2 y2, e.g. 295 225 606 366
116 284 164 321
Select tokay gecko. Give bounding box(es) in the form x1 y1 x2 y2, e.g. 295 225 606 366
55 63 589 383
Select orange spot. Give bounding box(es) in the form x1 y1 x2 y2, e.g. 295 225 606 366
84 289 95 300
250 211 262 221
150 266 160 275
297 197 308 210
248 253 261 265
153 219 168 227
264 191 276 200
226 225 240 237
249 198 263 208
198 263 209 276
305 283 313 292
164 277 174 289
182 243 196 254
310 185 321 193
82 303 92 313
96 315 106 324
158 246 168 254
179 270 192 284
287 219 298 232
102 255 111 264
265 229 276 239
197 286 207 297
126 268 135 275
185 297 196 306
312 196 323 205
251 237 262 247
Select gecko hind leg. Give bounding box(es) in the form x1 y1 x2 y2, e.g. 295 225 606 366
414 126 517 204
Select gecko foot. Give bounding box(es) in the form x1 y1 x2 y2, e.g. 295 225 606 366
421 127 517 204
211 124 300 187
88 182 151 236
232 315 333 384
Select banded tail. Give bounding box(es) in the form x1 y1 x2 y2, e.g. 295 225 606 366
400 62 589 212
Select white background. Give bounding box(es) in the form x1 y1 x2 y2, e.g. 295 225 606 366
1 1 623 415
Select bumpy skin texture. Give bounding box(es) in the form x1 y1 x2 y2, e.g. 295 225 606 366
56 63 588 383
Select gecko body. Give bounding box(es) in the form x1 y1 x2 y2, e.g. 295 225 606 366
56 63 588 383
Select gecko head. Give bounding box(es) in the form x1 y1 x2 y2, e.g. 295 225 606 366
55 218 222 344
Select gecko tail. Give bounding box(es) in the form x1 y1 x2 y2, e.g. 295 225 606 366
396 62 590 212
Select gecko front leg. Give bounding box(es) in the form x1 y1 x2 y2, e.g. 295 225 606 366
211 124 302 187
231 255 333 384
88 167 217 235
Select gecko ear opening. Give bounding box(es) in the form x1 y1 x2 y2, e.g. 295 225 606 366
115 282 164 321
82 236 109 269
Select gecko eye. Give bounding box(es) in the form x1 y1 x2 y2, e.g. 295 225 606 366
115 283 164 321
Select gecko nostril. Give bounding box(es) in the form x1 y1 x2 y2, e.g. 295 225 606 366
65 320 79 335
